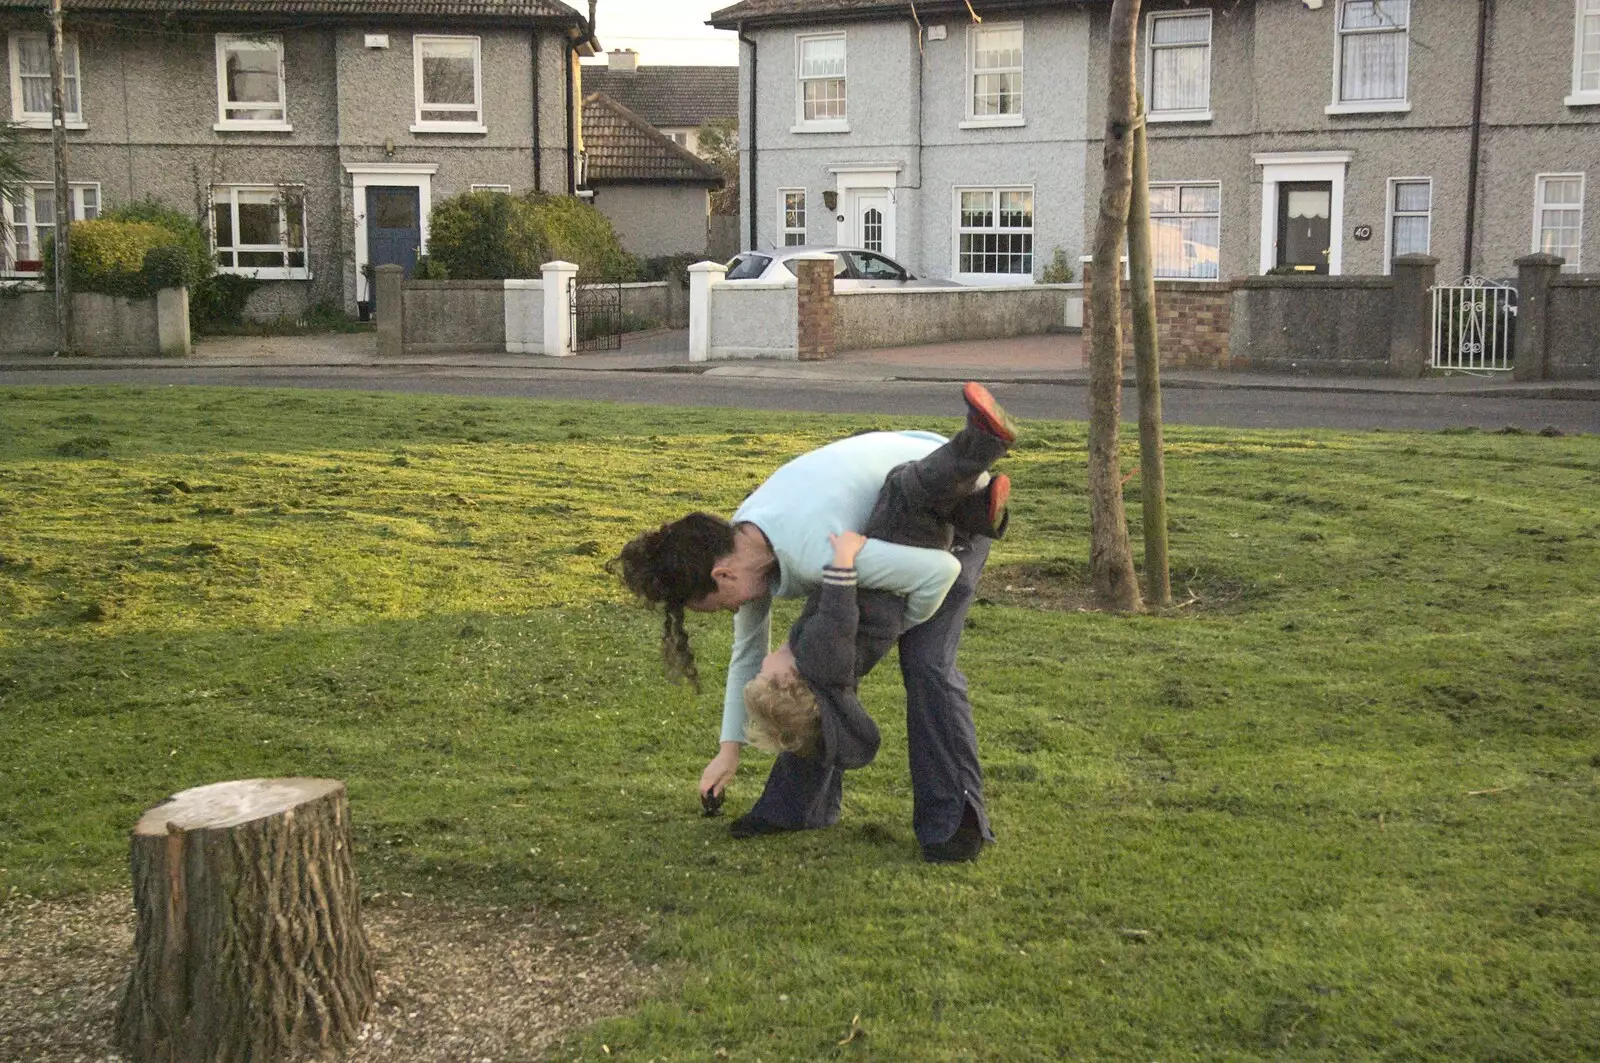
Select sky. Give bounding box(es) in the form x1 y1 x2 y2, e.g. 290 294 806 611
575 0 740 66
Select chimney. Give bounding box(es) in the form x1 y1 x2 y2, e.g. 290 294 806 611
608 48 637 73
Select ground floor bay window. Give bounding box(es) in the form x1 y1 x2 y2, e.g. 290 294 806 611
1 183 99 277
1149 182 1220 279
211 185 308 279
954 187 1033 284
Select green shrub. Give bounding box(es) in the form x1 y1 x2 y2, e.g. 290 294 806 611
411 255 449 280
46 219 184 297
426 190 637 283
190 273 261 331
141 244 195 291
528 194 636 282
428 190 546 280
1041 247 1077 284
101 199 213 287
636 252 701 288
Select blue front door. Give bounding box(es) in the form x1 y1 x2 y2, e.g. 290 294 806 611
366 186 421 307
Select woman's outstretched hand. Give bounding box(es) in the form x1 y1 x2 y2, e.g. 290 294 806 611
700 741 741 799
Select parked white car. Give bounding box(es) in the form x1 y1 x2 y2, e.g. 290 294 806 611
724 246 964 289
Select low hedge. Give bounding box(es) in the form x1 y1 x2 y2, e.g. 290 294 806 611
44 219 189 298
426 190 637 283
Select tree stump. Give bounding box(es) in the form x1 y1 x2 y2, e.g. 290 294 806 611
115 778 376 1063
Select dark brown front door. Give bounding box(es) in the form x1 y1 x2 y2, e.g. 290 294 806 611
1277 181 1332 274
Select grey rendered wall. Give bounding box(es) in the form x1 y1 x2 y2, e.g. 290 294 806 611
401 280 505 354
1545 279 1600 379
833 285 1070 351
0 291 160 356
740 11 1091 283
1080 0 1600 282
1 16 571 317
592 184 710 258
708 283 796 359
1228 277 1393 375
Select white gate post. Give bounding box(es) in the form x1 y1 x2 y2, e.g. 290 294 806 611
688 260 726 363
541 260 579 358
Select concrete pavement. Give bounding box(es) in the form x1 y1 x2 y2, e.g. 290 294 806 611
2 328 1596 400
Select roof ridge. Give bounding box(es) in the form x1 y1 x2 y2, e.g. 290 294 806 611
582 91 725 185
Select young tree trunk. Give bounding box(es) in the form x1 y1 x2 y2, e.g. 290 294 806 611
1086 0 1144 614
116 779 376 1063
1126 93 1173 608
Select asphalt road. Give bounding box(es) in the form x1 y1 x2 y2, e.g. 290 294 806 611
3 363 1598 433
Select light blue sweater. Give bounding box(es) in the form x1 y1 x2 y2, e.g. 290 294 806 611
721 430 962 744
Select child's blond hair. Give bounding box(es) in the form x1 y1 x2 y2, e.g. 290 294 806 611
743 672 822 756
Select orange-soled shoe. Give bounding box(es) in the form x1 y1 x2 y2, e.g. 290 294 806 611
962 381 1018 444
987 473 1011 531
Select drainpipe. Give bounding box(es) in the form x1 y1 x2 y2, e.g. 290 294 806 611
531 30 542 192
1462 0 1489 277
565 37 576 194
739 24 757 251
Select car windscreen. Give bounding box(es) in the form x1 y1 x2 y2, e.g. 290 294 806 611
780 254 849 279
725 254 772 280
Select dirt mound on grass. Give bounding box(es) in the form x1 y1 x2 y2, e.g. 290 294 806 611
0 890 649 1061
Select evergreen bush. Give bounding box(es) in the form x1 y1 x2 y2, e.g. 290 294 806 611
426 190 637 282
47 220 184 297
141 244 196 292
101 199 213 288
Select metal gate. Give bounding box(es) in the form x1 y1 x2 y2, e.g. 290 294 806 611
571 280 623 353
1431 276 1516 372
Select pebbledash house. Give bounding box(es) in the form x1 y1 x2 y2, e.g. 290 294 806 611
0 0 597 318
708 0 1600 286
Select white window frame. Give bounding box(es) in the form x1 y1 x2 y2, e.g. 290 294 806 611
1384 176 1432 272
1327 0 1412 115
961 21 1024 129
210 184 310 281
951 185 1035 286
7 32 85 129
1148 181 1221 279
470 183 512 193
1569 0 1600 106
1145 10 1212 123
214 34 290 131
778 188 807 246
1533 172 1585 272
793 32 848 134
412 35 486 134
1 182 99 278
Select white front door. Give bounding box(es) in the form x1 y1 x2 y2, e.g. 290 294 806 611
844 188 894 257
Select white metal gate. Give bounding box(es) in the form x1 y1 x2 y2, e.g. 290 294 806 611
1431 277 1516 372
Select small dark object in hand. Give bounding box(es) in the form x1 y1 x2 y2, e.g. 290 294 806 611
700 789 725 818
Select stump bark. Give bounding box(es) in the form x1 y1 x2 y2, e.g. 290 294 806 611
116 778 376 1063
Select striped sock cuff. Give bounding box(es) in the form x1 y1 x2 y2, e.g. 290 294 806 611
822 565 857 587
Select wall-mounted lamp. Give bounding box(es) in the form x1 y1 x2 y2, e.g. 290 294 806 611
822 190 838 211
383 137 395 158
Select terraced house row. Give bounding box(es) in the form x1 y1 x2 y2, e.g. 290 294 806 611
709 0 1600 285
1 0 597 317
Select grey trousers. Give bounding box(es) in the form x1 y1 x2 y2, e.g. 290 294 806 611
747 535 994 846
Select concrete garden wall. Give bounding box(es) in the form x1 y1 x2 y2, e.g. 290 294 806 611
706 282 798 360
0 288 189 356
1227 276 1398 375
400 281 506 355
1541 277 1600 380
833 285 1074 352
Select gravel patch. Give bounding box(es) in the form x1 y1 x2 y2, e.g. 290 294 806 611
0 890 651 1062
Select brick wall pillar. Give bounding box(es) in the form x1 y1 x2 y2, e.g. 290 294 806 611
794 253 836 361
1513 253 1563 382
1387 253 1438 378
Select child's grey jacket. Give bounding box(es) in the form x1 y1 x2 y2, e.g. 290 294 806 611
787 564 907 772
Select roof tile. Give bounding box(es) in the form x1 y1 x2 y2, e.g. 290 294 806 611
581 65 737 130
582 92 725 186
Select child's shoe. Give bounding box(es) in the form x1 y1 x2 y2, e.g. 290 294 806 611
963 381 1018 444
987 473 1011 535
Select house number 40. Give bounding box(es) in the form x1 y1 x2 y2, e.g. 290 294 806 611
1352 225 1374 241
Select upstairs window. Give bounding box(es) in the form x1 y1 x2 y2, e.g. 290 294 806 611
1534 173 1585 272
215 34 287 128
2 183 98 275
780 189 806 246
1571 0 1600 105
1149 182 1220 279
1333 0 1410 110
1147 11 1211 120
9 33 81 126
797 34 846 126
212 185 308 279
413 35 483 132
969 23 1023 121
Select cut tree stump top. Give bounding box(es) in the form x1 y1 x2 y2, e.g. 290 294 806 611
133 778 345 835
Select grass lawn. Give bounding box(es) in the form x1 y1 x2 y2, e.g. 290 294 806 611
1 385 1597 1062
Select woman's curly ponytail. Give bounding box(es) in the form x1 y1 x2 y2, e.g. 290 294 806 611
610 513 737 691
